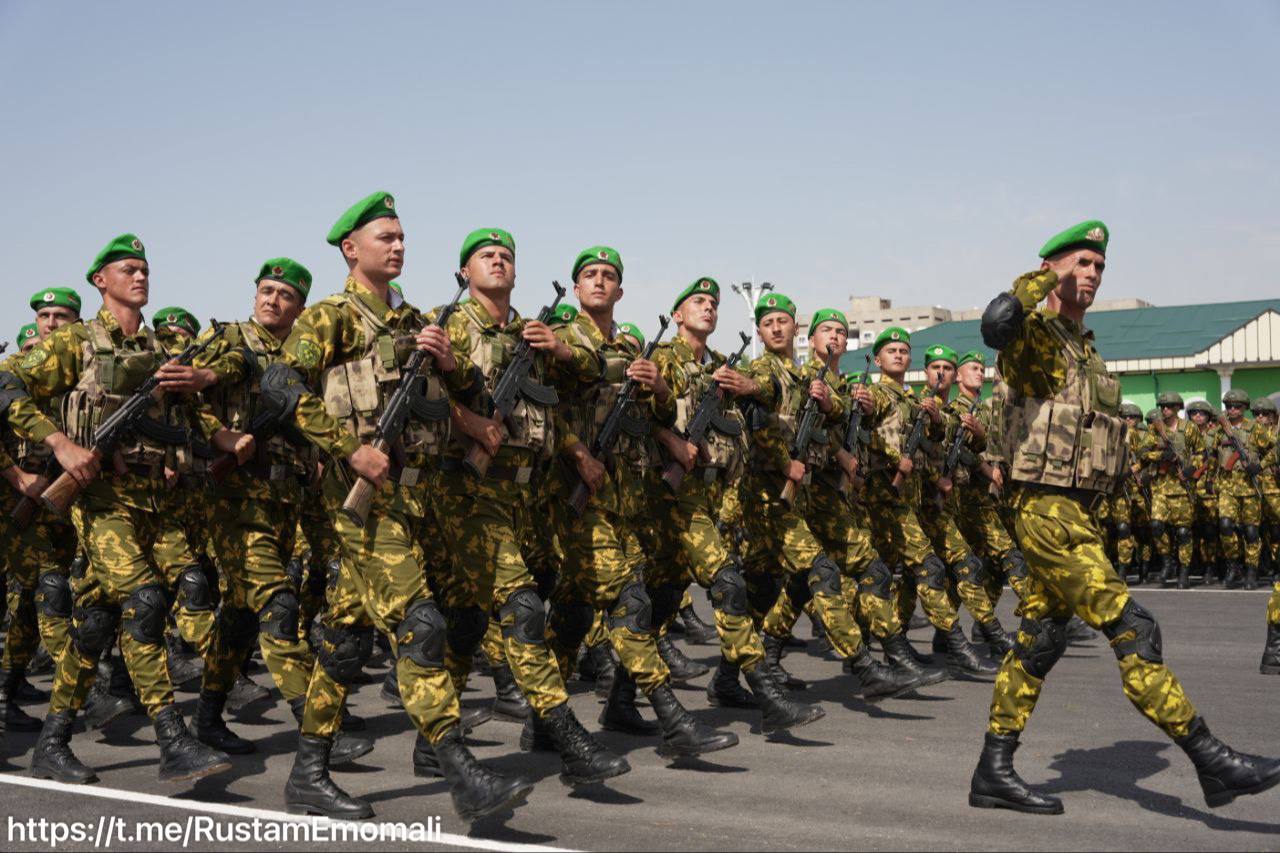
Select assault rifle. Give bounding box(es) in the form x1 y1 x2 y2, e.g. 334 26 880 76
1150 419 1200 503
660 332 751 493
567 314 670 516
780 345 835 506
1215 413 1264 500
890 376 944 494
340 275 469 527
40 320 228 515
463 280 567 477
936 393 980 501
833 354 872 493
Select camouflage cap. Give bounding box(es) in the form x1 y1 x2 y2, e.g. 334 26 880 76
672 277 719 313
572 246 623 283
1157 391 1184 408
754 292 796 324
873 326 910 355
327 191 398 246
1039 219 1109 259
459 228 515 268
1252 397 1277 415
617 321 644 347
256 257 312 301
1223 388 1251 406
152 306 200 338
923 344 958 367
808 308 848 338
86 233 146 284
1119 402 1143 419
30 287 82 315
957 349 986 369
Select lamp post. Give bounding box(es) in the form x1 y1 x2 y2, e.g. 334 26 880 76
731 280 773 359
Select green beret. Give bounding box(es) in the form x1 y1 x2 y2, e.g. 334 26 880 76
1157 391 1184 408
1223 388 1251 406
86 233 146 284
152 307 200 337
1119 402 1143 419
1252 397 1277 414
754 292 796 324
326 191 398 247
1038 219 1109 259
256 257 312 301
30 287 83 315
923 344 958 367
617 322 644 347
550 304 579 325
573 246 623 283
1186 400 1214 416
957 349 986 368
672 277 720 313
873 326 910 354
808 308 848 338
17 323 38 346
459 228 515 268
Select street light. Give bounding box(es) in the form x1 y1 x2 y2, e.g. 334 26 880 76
731 279 773 358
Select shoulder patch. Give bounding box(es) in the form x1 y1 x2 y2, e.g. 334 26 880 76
20 347 49 370
294 338 322 369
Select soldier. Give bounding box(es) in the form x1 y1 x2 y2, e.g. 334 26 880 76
11 235 239 785
969 219 1280 814
1254 398 1280 581
276 196 533 820
1218 389 1274 590
1144 392 1206 589
543 244 737 757
1109 403 1148 582
739 293 920 699
16 323 40 353
858 327 997 678
1186 400 1223 584
643 277 823 733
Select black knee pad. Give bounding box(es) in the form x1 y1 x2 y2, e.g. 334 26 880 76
35 572 71 619
1102 599 1163 664
710 562 749 617
647 583 684 629
1013 617 1069 679
176 565 215 613
1245 525 1261 544
920 554 947 591
499 588 547 646
953 554 985 585
550 599 595 648
808 554 843 597
1220 517 1238 537
217 606 258 655
1150 520 1166 539
73 606 119 659
1114 522 1132 540
862 558 894 599
122 584 171 646
443 605 488 656
285 557 304 591
397 599 447 669
608 581 654 635
1001 549 1029 582
318 624 374 683
258 589 300 643
745 572 782 616
784 569 814 611
1175 526 1193 546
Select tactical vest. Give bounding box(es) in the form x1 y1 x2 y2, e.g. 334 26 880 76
867 382 916 474
1155 421 1192 476
208 322 318 480
748 359 829 474
1217 422 1255 471
319 294 450 463
445 301 554 461
561 323 653 470
934 399 980 488
61 319 175 473
1001 316 1127 492
670 346 746 477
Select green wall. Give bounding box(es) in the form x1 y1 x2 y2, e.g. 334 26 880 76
1117 370 1220 414
1231 366 1280 406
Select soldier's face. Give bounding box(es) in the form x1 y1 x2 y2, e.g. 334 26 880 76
35 306 78 338
574 264 622 313
254 280 304 335
957 361 984 392
674 294 718 335
756 312 795 353
1189 411 1209 427
1047 248 1105 311
1160 403 1180 422
1258 413 1277 427
344 218 404 282
927 361 955 392
94 259 150 309
811 322 847 360
1225 402 1246 422
464 246 515 295
875 342 910 376
1124 415 1141 429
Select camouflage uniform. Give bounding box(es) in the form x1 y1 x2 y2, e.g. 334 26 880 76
1193 422 1223 578
983 269 1197 740
1216 417 1275 581
1142 417 1206 578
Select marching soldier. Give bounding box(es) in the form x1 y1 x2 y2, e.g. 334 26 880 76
1217 389 1274 589
1187 400 1223 583
969 219 1280 814
1255 398 1280 582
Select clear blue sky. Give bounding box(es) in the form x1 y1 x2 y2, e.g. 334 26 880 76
2 1 1276 349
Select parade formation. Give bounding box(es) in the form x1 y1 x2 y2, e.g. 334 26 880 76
3 197 1280 824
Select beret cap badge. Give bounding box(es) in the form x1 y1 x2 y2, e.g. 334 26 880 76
383 195 395 208
43 292 55 302
1086 227 1105 241
891 332 900 340
131 238 143 251
597 250 609 260
272 266 284 276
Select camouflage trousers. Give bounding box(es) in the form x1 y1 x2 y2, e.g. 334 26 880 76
1150 485 1195 567
865 473 960 632
547 498 670 693
988 487 1198 740
301 476 458 745
208 494 311 700
1218 484 1262 567
640 475 765 671
957 484 1029 608
920 490 998 626
56 493 176 718
433 470 569 717
297 492 343 644
1 492 76 675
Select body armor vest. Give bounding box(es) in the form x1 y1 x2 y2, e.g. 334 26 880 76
1001 316 1127 492
1217 422 1255 471
868 382 918 474
748 358 829 474
561 323 652 471
668 345 745 477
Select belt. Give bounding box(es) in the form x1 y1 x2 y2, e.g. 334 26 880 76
242 462 306 483
1015 481 1107 513
438 458 534 484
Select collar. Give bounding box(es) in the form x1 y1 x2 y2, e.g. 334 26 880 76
344 277 405 321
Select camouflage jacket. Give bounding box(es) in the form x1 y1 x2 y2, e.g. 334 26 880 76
1141 417 1206 496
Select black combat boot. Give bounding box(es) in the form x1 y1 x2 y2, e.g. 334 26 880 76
937 625 999 679
192 689 255 754
576 641 616 684
973 620 1016 659
1063 616 1094 646
26 644 53 676
842 646 920 700
760 633 806 690
225 673 271 712
541 703 631 785
288 697 373 766
519 707 557 752
164 634 203 689
648 682 738 757
491 661 531 722
706 656 757 708
1245 564 1260 591
284 734 373 819
1177 559 1191 590
1175 716 1280 807
460 705 493 733
29 711 97 784
380 667 400 706
14 670 48 703
743 663 825 734
433 728 535 820
153 706 232 783
968 731 1064 815
1160 554 1177 587
677 603 718 645
1224 561 1244 589
0 668 42 732
655 634 709 683
1260 623 1280 675
880 632 949 687
599 669 660 736
83 665 137 731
